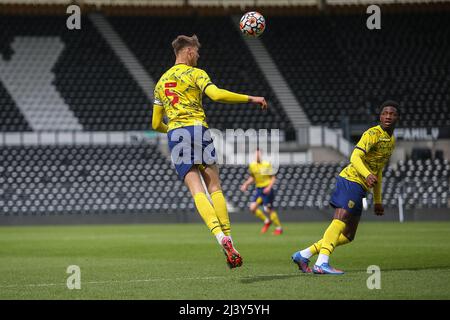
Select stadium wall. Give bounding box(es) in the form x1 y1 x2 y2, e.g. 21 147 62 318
1 1 450 15
1 208 449 225
394 140 450 162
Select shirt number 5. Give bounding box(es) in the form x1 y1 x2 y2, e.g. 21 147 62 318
164 82 179 106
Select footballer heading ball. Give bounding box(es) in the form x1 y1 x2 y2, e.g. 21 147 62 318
240 11 266 37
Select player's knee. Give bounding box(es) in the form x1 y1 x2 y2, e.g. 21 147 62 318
208 186 222 195
344 232 355 242
334 208 352 222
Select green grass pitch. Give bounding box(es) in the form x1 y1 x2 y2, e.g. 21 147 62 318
0 221 449 299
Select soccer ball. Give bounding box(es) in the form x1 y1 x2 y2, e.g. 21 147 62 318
239 11 266 37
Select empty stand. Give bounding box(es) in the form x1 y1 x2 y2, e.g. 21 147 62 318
0 12 449 218
0 144 188 215
3 13 448 131
0 143 447 216
0 84 31 132
109 16 294 132
262 12 450 128
0 15 150 131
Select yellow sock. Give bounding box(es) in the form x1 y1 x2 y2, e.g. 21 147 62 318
210 190 231 236
269 210 281 227
308 239 323 256
319 219 346 256
253 208 267 222
193 192 221 236
308 234 351 256
337 234 351 246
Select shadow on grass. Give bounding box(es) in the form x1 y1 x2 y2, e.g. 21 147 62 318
238 265 450 283
378 266 450 272
340 265 450 273
239 273 300 284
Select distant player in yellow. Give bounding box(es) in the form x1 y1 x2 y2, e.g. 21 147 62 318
292 101 399 274
240 149 283 235
151 35 267 269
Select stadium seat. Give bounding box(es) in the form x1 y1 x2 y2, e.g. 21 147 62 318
0 15 150 131
261 13 450 128
2 149 445 216
108 16 294 132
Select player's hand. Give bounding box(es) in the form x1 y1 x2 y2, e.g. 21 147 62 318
249 96 268 110
374 203 384 216
240 184 248 192
263 186 271 194
366 174 378 188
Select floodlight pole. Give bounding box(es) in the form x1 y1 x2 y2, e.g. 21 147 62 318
398 194 404 223
397 181 405 223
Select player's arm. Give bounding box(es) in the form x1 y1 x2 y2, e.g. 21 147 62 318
350 148 377 188
204 84 267 110
240 175 255 192
263 175 276 194
373 169 384 216
350 148 371 178
373 169 382 204
151 88 168 133
352 130 380 188
151 104 168 133
196 69 267 109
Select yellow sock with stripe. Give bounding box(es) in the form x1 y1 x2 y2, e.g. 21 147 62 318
253 208 267 222
308 239 323 257
210 190 231 236
302 234 351 259
337 233 351 246
269 210 281 227
193 192 222 236
316 219 346 265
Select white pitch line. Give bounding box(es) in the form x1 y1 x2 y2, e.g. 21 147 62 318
0 273 298 289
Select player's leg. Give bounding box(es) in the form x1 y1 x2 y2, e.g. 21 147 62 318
250 198 269 225
300 215 359 258
313 178 365 274
184 166 224 242
250 190 271 233
340 213 360 243
191 127 232 237
292 210 357 273
264 189 282 235
292 177 364 274
268 208 283 235
200 164 243 268
312 209 355 274
257 201 272 234
200 164 230 236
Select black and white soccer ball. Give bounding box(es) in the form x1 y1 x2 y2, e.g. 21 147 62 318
239 11 266 37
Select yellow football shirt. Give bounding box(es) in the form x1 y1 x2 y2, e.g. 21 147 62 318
153 64 213 131
249 161 273 188
340 125 395 190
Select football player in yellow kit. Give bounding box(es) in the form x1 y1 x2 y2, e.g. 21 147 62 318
152 35 267 269
292 101 399 274
240 149 283 235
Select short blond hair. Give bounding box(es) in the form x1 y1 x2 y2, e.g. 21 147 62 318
171 34 201 56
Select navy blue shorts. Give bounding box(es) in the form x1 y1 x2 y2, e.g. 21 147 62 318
251 187 276 207
329 177 367 216
167 126 217 181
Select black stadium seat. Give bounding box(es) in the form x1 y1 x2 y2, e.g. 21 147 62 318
0 12 448 216
109 16 294 132
0 15 150 131
262 12 450 128
0 145 448 215
1 13 449 131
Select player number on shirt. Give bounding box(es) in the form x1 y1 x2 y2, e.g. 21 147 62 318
164 82 179 106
